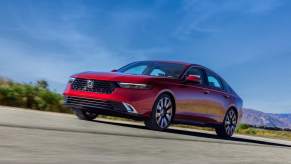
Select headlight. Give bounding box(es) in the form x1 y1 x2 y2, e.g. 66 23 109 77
118 82 151 89
68 77 75 84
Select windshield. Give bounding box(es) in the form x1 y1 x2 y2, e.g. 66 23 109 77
117 61 186 79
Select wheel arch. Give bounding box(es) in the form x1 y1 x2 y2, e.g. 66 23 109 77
155 89 176 114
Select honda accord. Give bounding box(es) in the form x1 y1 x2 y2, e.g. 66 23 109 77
63 61 243 137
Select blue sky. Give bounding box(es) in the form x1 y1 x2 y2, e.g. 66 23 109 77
0 0 291 113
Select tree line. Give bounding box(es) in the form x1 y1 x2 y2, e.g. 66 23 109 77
0 77 71 113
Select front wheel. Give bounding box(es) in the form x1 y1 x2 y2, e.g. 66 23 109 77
144 94 174 131
73 108 98 121
215 108 237 138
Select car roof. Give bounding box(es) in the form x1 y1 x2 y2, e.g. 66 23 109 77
138 60 201 67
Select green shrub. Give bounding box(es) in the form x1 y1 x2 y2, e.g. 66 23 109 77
0 78 71 113
238 124 251 130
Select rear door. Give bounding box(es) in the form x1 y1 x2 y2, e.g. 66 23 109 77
204 71 232 122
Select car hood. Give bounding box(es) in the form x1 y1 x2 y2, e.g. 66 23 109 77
72 71 154 83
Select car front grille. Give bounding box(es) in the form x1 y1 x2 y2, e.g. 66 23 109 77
71 78 116 94
65 96 114 110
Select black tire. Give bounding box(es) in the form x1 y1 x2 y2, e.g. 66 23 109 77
144 94 174 131
215 108 237 138
73 108 98 121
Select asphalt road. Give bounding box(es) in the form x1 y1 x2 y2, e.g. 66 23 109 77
0 106 290 164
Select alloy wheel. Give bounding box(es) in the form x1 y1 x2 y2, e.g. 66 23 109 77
155 97 173 128
224 109 237 136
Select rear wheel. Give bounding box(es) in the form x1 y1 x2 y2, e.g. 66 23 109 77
73 108 98 121
144 94 174 131
215 108 237 138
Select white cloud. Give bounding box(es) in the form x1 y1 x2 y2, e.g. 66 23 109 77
0 34 133 91
0 2 164 91
0 9 133 91
175 0 284 39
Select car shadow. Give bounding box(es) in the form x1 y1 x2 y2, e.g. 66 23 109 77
93 119 291 148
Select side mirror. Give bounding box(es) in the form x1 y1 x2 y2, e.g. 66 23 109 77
111 69 117 72
185 75 201 84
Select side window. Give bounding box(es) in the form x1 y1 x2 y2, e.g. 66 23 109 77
150 69 166 77
206 72 223 90
123 65 147 75
185 67 205 85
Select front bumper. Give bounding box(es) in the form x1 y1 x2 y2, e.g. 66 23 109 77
63 85 159 117
64 96 143 119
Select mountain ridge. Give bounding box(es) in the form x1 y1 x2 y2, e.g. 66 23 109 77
241 108 291 129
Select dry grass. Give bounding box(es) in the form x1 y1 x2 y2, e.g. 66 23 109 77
236 125 291 141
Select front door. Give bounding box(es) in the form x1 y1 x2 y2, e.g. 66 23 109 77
175 67 217 123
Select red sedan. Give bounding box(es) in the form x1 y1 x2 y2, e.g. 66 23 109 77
63 61 243 137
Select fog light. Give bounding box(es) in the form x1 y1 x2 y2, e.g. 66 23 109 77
123 103 137 113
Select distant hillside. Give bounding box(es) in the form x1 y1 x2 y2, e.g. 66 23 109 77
241 109 291 129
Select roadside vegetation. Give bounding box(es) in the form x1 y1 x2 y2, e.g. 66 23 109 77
0 77 71 113
0 77 290 141
235 124 291 141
